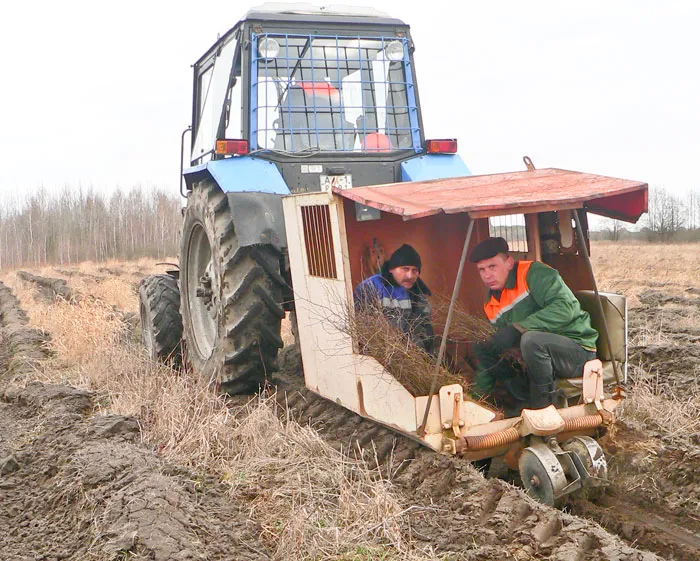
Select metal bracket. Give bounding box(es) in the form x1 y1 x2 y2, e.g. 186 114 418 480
451 392 463 438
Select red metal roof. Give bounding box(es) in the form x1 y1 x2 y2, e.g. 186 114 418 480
333 168 648 222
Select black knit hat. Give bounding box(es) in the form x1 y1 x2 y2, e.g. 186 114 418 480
469 237 510 263
387 244 422 271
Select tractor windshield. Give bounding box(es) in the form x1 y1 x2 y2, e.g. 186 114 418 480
252 34 421 153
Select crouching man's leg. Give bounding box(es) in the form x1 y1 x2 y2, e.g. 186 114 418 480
472 342 529 418
520 331 597 409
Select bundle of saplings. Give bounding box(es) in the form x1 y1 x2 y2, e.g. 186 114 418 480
429 292 495 344
349 305 469 397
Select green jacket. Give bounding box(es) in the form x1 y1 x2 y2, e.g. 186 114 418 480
473 261 598 395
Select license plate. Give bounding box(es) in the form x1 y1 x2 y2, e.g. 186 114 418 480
320 174 352 192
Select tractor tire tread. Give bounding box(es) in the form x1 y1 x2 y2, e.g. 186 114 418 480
180 180 284 393
139 274 182 363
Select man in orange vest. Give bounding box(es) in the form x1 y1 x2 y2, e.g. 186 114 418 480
470 237 598 415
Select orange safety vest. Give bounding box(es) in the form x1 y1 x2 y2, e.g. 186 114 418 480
483 261 533 324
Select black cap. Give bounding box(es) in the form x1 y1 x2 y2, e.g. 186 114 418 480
387 244 422 271
469 237 510 263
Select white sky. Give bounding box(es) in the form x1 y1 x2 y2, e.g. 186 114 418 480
1 0 698 203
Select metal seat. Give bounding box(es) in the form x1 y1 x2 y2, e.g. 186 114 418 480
557 291 627 399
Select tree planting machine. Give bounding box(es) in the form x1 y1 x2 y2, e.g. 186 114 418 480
139 3 648 505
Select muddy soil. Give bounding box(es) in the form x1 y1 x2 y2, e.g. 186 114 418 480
3 266 698 560
0 281 269 561
16 270 73 303
565 286 700 559
277 346 659 560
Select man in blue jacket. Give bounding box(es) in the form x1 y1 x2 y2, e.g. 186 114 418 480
354 244 435 354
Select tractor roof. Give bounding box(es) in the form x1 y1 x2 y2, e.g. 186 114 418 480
244 3 406 25
334 168 648 223
194 3 407 67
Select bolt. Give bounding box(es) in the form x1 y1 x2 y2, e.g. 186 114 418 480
196 287 213 300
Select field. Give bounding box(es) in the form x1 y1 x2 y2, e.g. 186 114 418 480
1 242 699 560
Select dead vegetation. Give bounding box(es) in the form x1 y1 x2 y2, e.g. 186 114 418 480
429 292 495 344
589 241 700 528
0 259 444 560
349 306 469 396
2 245 699 559
620 365 700 447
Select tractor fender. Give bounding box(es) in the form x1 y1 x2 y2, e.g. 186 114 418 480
226 191 287 249
183 157 290 249
400 153 471 182
183 157 290 195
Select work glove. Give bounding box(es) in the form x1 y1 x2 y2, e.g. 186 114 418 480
487 325 522 355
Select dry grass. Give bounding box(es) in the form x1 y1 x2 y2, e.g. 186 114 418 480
4 243 699 556
429 292 495 343
590 241 700 305
350 306 469 396
0 265 442 561
2 258 172 314
620 364 700 445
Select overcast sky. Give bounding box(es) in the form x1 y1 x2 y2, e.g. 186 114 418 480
1 0 698 204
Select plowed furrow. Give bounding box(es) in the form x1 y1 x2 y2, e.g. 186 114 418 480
273 352 659 560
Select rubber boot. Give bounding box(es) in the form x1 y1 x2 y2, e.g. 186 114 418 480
503 400 527 419
553 388 568 409
502 374 530 402
529 381 556 410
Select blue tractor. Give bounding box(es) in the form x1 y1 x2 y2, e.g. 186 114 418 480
139 3 470 392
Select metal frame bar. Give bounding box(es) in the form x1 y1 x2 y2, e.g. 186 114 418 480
418 218 475 436
572 209 621 390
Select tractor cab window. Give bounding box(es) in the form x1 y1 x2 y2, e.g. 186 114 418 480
252 34 421 153
192 36 240 165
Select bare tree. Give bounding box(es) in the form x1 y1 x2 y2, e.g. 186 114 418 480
686 189 700 232
0 185 182 268
645 186 686 242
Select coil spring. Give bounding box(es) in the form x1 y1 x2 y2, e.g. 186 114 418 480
463 427 521 450
462 413 604 451
563 414 603 431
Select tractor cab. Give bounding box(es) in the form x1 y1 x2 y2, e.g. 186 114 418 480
186 3 468 196
282 164 648 505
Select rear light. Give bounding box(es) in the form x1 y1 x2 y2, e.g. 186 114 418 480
215 139 249 156
425 139 458 154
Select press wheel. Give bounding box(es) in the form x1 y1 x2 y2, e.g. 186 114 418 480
519 443 568 506
562 435 608 500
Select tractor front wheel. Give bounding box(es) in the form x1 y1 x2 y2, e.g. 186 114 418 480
179 181 285 393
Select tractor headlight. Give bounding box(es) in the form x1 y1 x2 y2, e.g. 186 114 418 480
258 37 280 59
385 40 404 61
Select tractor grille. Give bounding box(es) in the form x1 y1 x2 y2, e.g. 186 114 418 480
251 33 421 153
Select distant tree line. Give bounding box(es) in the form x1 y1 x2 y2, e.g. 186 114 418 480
593 186 700 242
0 186 182 268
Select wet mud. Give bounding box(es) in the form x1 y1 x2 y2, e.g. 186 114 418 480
0 281 269 561
566 286 700 559
277 345 659 560
3 268 700 560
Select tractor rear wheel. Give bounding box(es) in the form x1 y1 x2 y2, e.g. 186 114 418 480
179 180 285 393
139 274 183 363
